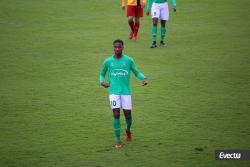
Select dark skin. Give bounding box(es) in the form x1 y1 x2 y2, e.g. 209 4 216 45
146 7 176 30
101 42 148 120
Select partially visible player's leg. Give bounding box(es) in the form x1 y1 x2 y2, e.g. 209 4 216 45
160 2 169 45
127 6 135 39
151 3 160 48
128 16 134 39
110 95 122 148
121 95 132 141
160 20 167 46
151 18 158 48
133 6 143 41
133 17 140 41
123 109 132 141
113 108 122 148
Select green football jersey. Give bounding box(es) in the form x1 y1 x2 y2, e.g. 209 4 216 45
146 0 176 11
100 55 145 95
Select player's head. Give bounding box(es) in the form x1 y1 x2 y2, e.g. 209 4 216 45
113 39 124 46
113 39 124 56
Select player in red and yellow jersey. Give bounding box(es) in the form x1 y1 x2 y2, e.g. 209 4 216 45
122 0 147 41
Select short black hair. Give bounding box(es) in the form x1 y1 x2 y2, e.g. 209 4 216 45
113 39 124 46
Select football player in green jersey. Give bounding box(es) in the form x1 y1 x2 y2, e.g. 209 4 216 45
100 39 148 149
146 0 177 48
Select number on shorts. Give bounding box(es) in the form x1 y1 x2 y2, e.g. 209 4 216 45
110 100 116 107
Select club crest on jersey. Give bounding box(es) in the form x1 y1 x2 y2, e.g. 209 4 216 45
111 69 128 77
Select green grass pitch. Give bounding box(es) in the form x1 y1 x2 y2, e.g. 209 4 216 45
0 0 249 166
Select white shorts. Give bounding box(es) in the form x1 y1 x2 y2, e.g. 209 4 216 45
109 94 132 110
151 2 169 21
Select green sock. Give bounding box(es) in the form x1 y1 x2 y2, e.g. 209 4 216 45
160 26 167 42
112 118 121 141
125 117 132 132
152 25 157 42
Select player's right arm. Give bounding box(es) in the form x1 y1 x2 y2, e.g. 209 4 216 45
141 0 147 8
172 0 177 12
122 0 126 10
146 0 152 16
100 60 109 88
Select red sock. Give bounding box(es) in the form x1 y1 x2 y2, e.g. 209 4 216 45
134 22 140 37
128 20 134 32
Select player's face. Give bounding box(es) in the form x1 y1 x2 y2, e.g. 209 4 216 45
113 42 123 55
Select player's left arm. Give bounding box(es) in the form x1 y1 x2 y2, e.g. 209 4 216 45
130 58 148 86
172 0 177 12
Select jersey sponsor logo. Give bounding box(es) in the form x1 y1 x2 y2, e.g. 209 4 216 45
111 69 128 77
